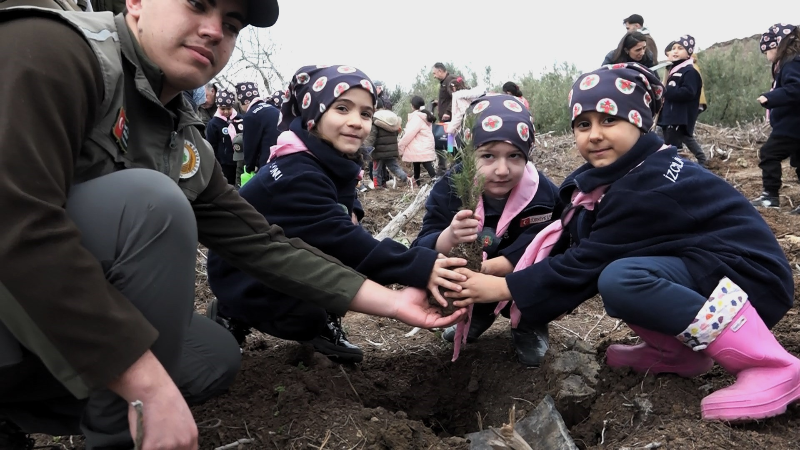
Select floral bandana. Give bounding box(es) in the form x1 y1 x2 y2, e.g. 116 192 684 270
673 34 696 55
468 94 534 158
279 65 377 131
215 89 235 108
761 23 797 53
235 82 260 104
269 90 285 108
568 62 664 132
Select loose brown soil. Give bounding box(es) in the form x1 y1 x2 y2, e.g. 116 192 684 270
38 124 800 449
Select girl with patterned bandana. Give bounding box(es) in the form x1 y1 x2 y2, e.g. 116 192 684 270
658 35 707 167
207 65 467 363
206 89 244 185
449 63 799 422
750 24 800 212
412 94 560 367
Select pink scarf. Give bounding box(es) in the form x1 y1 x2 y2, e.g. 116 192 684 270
451 163 540 360
268 131 311 161
214 108 238 139
668 58 694 78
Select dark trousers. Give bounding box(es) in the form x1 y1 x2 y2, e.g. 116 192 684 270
598 256 706 336
221 163 237 185
664 126 706 165
0 170 240 448
413 162 437 183
220 296 328 342
758 134 800 195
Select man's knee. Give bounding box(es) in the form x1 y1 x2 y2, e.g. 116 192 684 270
179 314 242 405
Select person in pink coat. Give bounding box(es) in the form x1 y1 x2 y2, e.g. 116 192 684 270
399 96 438 185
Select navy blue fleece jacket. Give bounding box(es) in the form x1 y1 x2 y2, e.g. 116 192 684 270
504 133 793 329
208 119 439 317
763 56 800 140
412 164 560 265
242 99 282 172
658 60 703 135
205 115 243 166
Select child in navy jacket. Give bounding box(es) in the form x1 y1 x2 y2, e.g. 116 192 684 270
751 24 800 212
207 65 466 364
412 94 559 367
233 81 283 174
206 89 244 185
658 35 707 167
450 63 799 422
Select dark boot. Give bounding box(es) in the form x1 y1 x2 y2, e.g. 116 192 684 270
206 298 252 346
750 191 780 208
0 420 33 450
442 310 496 343
311 315 363 363
511 322 550 367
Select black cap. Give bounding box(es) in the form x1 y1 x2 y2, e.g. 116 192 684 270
623 14 644 26
247 0 279 28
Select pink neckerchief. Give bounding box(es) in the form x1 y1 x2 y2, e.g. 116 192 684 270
668 59 694 78
451 162 540 361
250 97 264 106
268 131 311 161
214 108 239 139
267 131 364 180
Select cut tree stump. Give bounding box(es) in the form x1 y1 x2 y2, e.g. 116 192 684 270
375 183 433 241
465 396 577 450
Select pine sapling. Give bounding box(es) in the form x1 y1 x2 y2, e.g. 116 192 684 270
432 114 485 314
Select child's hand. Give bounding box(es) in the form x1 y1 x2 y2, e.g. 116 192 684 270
481 256 514 277
447 268 512 306
427 255 467 306
757 95 768 105
436 210 482 254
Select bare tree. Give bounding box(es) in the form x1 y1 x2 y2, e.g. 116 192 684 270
215 28 287 93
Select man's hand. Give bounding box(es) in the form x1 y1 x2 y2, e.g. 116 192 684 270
481 256 514 277
108 351 198 450
427 255 467 306
435 210 481 254
757 95 768 105
392 287 467 328
448 268 512 306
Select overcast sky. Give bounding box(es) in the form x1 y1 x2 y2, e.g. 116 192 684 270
228 1 800 91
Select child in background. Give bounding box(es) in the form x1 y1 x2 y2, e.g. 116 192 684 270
502 81 530 111
449 63 798 422
412 94 560 367
750 24 800 212
444 76 487 136
206 89 244 185
399 96 438 186
363 109 409 189
207 65 466 363
658 36 707 167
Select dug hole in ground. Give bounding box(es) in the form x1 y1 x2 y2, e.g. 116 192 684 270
38 122 800 449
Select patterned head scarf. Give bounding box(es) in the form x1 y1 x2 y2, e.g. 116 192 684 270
672 34 696 55
280 65 377 131
568 62 664 132
235 82 260 104
215 89 235 108
761 23 797 53
268 90 285 108
468 94 534 158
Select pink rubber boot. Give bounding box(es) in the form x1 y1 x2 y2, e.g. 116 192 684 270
701 302 800 421
606 324 713 378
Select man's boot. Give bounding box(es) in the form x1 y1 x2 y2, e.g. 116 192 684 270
206 298 252 346
511 322 550 367
441 310 496 343
0 420 33 450
606 324 713 377
311 315 363 363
